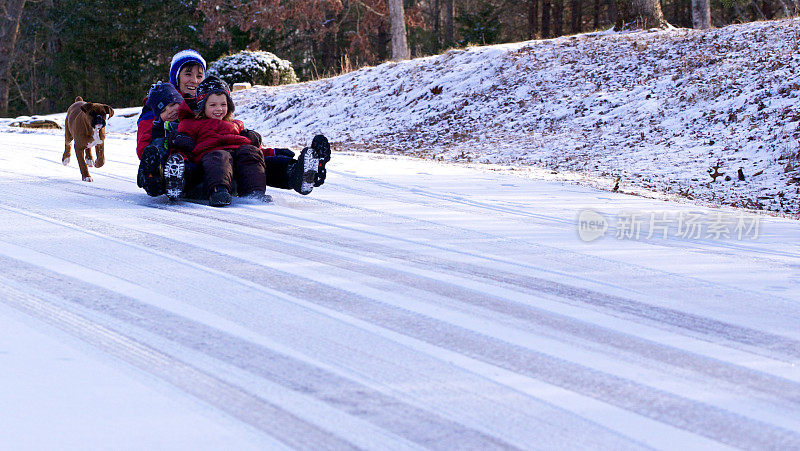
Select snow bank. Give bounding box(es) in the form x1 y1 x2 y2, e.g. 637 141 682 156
231 19 800 215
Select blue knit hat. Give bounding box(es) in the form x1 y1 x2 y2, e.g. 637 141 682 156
146 82 184 116
169 49 207 88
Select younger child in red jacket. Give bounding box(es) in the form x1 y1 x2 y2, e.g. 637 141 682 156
172 76 330 206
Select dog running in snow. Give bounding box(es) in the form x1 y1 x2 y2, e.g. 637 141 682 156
63 96 114 182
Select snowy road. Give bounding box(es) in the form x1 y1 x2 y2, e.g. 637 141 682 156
1 129 799 449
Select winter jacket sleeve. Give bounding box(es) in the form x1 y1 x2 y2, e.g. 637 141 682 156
175 118 254 164
135 104 156 159
177 99 195 120
175 119 198 160
137 91 194 159
232 120 246 133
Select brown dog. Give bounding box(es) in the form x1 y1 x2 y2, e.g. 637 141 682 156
63 96 114 182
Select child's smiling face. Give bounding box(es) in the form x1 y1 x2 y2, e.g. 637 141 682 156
204 93 228 120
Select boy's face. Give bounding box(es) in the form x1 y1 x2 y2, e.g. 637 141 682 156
204 93 228 120
178 64 204 97
159 102 181 122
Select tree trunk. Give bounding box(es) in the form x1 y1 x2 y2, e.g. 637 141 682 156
554 0 564 36
773 0 791 18
433 0 441 43
571 0 583 33
691 0 711 28
444 0 455 45
387 0 410 60
528 0 539 39
0 0 27 117
672 0 684 27
542 0 552 37
760 0 775 18
594 0 601 29
615 0 669 30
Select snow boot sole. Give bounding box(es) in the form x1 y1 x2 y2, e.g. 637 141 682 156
311 134 330 187
289 147 319 195
164 153 186 201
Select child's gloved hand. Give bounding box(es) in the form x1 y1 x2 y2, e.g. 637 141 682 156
240 129 262 148
170 133 196 152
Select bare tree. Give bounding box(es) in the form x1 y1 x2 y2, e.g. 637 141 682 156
594 0 602 29
571 0 584 33
444 0 455 45
554 0 564 36
542 0 552 37
0 0 27 116
615 0 669 30
528 0 539 39
387 0 410 60
692 0 712 28
432 0 441 41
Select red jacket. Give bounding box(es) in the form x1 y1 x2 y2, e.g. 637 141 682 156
176 117 253 164
136 95 195 158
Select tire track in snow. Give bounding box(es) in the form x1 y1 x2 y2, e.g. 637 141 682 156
142 202 800 363
0 277 354 451
28 177 661 296
5 187 799 404
181 270 800 449
7 132 800 264
1 203 798 448
3 183 800 366
0 199 696 447
329 169 800 261
69 199 800 404
0 227 643 450
71 176 799 317
0 256 520 450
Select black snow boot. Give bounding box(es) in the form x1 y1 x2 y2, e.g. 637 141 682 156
287 146 319 195
137 144 165 196
209 185 232 207
311 134 331 187
164 153 186 201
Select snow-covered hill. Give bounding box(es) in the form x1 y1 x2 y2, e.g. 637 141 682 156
229 19 800 215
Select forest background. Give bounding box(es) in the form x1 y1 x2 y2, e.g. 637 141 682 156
0 0 794 117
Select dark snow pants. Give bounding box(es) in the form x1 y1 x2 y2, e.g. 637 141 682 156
201 145 266 196
263 155 294 190
181 160 205 199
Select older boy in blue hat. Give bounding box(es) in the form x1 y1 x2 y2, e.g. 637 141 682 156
135 81 185 195
136 50 206 196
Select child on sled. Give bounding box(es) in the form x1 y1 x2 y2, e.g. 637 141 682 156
136 50 206 197
168 76 331 207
